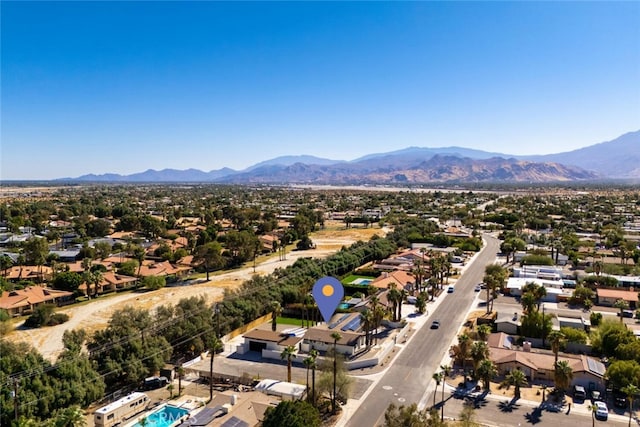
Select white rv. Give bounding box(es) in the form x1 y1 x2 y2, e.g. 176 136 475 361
94 392 150 427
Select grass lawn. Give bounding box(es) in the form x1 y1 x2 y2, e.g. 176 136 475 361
277 317 304 326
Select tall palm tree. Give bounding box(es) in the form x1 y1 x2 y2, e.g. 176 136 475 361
270 301 282 332
553 360 573 393
176 366 185 396
360 309 373 348
483 264 507 314
503 369 528 399
440 364 451 422
280 345 296 383
621 384 639 427
303 356 313 400
520 292 538 315
388 285 402 322
432 372 443 407
548 330 565 366
309 349 319 404
457 333 472 376
470 341 490 376
208 336 223 402
476 359 497 391
331 332 342 414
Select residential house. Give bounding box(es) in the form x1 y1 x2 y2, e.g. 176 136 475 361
487 332 606 391
369 271 415 293
237 328 304 362
0 286 73 316
5 266 53 282
596 288 638 309
78 271 138 295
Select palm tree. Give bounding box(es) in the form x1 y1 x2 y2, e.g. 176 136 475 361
520 292 538 315
360 309 373 348
503 369 528 399
440 364 451 422
331 332 342 414
310 349 319 404
483 264 507 314
270 301 282 332
470 341 489 376
476 324 491 341
432 372 443 407
303 356 313 400
614 299 630 323
208 336 223 401
553 360 573 393
621 384 639 427
91 270 103 299
281 345 296 383
476 359 497 391
589 403 597 427
176 366 185 396
457 333 472 377
388 285 402 322
548 331 565 366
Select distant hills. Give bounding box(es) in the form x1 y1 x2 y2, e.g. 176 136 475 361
62 130 639 184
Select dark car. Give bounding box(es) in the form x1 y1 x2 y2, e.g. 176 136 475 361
143 376 169 390
431 320 441 329
614 394 627 408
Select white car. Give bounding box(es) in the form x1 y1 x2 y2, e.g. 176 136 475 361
594 401 608 420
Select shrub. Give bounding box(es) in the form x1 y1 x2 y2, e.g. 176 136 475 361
590 312 603 327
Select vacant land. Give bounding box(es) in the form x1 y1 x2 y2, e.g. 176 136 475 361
7 221 386 361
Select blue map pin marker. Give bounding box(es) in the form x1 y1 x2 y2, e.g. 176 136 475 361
312 276 344 324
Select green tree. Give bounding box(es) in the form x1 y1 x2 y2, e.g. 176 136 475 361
141 275 166 290
384 403 436 427
23 236 49 282
606 360 640 389
262 400 321 427
193 241 224 281
614 299 630 323
52 271 83 293
207 336 223 402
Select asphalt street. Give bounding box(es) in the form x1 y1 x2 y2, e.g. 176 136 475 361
345 235 502 427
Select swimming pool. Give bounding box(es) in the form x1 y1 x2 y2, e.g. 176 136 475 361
350 278 373 285
130 404 189 427
338 303 350 310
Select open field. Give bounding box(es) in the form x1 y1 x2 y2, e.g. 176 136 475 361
6 221 387 361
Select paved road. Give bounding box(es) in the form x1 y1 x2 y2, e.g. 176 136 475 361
444 391 628 426
345 235 502 427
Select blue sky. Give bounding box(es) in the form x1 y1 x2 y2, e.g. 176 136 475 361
2 1 639 180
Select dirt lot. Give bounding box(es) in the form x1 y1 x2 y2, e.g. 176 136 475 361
7 221 387 361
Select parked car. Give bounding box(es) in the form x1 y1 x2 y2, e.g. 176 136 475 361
143 376 169 390
594 401 608 420
431 320 441 329
573 385 586 400
614 394 627 409
590 390 601 401
474 285 482 292
447 286 455 293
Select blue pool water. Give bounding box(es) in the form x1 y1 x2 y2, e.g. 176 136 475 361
131 405 189 427
338 303 350 309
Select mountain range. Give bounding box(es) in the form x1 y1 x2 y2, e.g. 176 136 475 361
63 130 639 184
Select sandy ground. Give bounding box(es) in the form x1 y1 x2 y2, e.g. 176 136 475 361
6 222 387 361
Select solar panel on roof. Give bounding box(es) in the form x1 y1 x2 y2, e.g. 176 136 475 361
221 416 250 427
328 314 350 329
341 316 361 331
